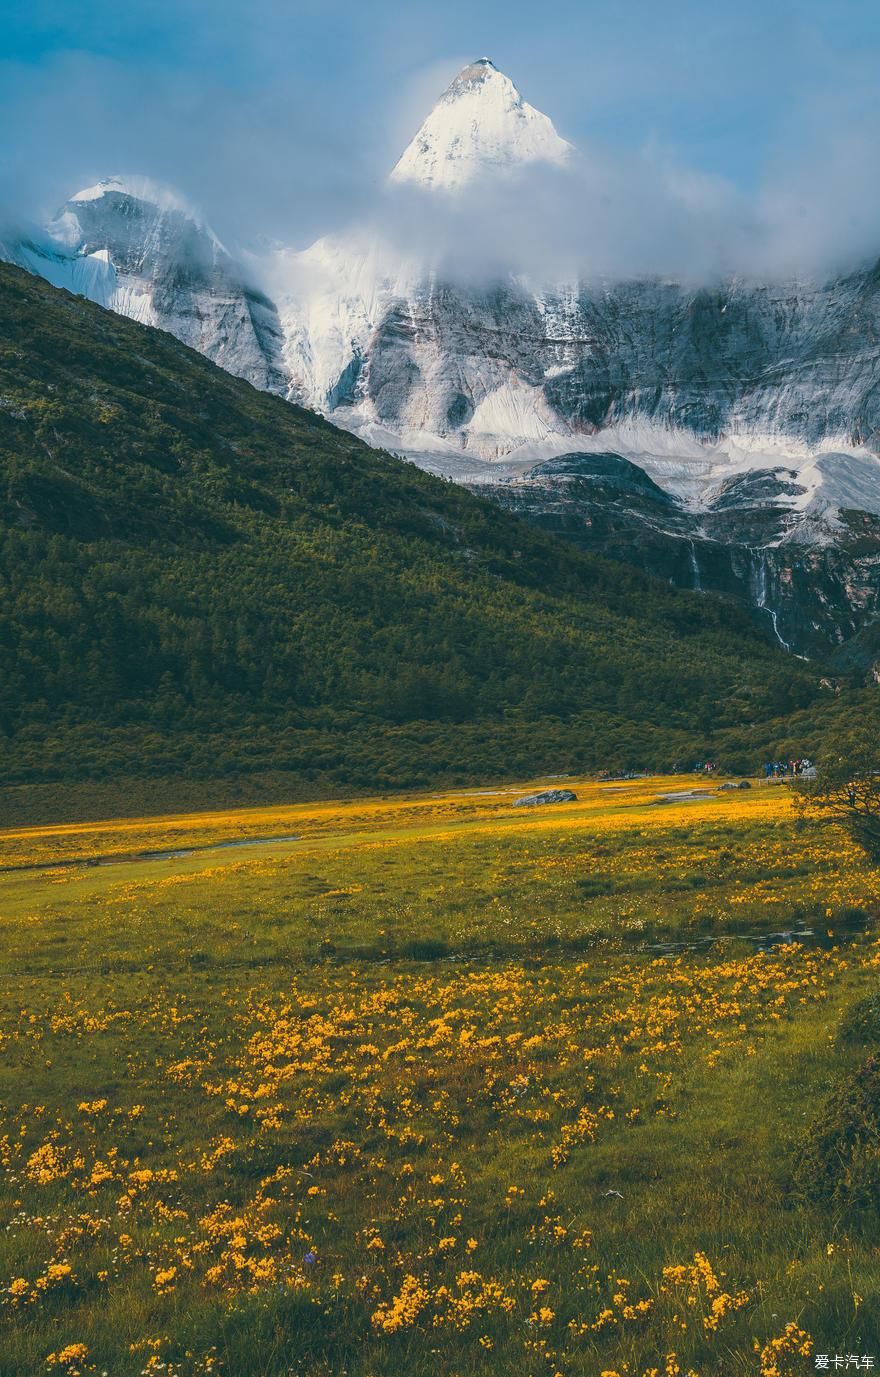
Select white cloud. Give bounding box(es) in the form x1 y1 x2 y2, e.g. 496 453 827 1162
4 36 880 287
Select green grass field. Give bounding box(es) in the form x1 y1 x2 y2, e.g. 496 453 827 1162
1 777 878 1376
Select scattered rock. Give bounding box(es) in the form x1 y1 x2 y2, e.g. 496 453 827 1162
513 789 578 808
718 780 753 791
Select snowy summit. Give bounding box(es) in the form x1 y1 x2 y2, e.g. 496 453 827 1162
390 58 573 191
53 175 225 251
67 175 194 214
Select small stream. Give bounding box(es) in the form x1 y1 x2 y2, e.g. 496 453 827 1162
639 910 873 956
143 834 300 862
1 833 301 874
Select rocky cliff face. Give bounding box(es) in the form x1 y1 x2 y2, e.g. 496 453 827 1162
351 270 880 460
315 267 880 655
467 453 880 656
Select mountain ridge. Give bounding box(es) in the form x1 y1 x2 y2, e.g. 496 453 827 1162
0 260 828 813
5 59 880 656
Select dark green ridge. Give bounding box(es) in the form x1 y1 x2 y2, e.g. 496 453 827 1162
0 261 847 822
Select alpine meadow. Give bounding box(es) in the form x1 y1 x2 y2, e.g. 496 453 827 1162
4 8 880 1377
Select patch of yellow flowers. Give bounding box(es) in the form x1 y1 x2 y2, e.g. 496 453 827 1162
1 780 866 1374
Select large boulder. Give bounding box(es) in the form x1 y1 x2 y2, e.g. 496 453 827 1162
513 789 578 808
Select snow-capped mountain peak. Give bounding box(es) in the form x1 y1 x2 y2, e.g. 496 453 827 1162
68 175 193 214
52 174 226 254
389 57 573 191
3 172 287 393
6 65 880 655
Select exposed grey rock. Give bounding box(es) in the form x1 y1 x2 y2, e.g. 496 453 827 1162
513 789 578 807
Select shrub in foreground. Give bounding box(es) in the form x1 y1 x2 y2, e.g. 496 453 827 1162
794 1054 880 1210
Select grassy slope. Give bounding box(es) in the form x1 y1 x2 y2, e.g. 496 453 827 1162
0 782 877 1375
0 262 829 820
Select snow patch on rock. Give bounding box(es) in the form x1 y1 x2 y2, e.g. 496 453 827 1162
464 378 571 457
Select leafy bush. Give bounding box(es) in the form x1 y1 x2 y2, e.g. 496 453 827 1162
796 738 880 861
839 992 880 1046
793 1055 880 1209
400 937 451 961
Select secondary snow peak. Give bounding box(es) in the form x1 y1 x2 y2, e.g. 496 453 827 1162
68 175 194 215
389 59 573 191
56 175 227 252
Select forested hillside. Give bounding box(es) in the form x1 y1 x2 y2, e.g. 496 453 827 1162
0 263 833 817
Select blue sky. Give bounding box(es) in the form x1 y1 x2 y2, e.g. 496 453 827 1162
3 0 880 259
